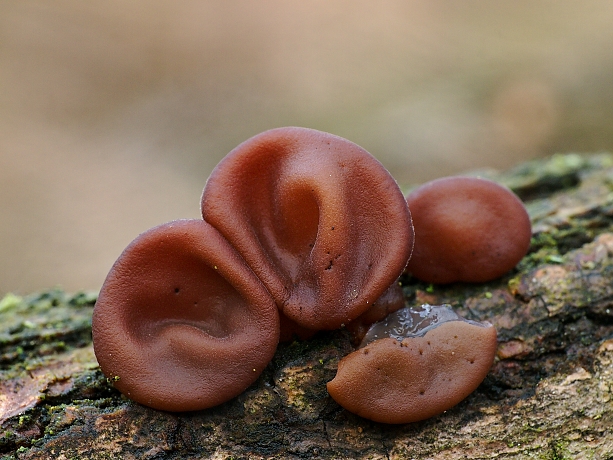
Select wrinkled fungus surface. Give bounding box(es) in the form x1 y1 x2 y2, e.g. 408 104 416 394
201 127 414 330
405 176 531 284
327 305 497 424
92 219 280 412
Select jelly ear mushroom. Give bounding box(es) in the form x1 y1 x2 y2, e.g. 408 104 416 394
92 219 279 412
201 127 414 330
327 305 497 424
405 176 531 284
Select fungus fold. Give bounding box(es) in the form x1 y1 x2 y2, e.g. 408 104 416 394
93 128 511 420
405 176 531 284
201 127 414 330
327 304 497 424
92 219 279 412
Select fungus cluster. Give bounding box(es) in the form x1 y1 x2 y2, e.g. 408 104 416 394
93 126 531 422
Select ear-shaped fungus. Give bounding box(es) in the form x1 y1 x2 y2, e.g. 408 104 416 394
405 176 531 284
201 127 414 330
92 219 280 412
327 305 497 424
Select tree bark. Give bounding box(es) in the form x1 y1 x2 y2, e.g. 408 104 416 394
2 152 613 459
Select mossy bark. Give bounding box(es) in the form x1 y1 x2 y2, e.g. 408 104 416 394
2 153 613 459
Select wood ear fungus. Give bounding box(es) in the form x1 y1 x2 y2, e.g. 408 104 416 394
327 305 497 424
405 176 531 284
201 127 414 330
93 128 506 420
92 219 279 412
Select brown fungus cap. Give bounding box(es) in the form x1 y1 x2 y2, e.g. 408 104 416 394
201 127 414 330
405 176 531 284
92 219 279 412
327 305 497 424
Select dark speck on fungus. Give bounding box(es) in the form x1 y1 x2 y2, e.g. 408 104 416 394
92 219 280 412
201 127 414 330
327 304 497 424
405 176 531 284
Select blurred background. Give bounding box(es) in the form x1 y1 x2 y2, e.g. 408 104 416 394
2 0 613 294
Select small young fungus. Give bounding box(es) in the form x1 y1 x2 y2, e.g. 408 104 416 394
405 176 531 284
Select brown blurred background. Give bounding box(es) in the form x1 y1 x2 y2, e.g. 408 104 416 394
2 1 613 295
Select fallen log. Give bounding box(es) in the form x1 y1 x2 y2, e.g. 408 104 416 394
2 152 613 459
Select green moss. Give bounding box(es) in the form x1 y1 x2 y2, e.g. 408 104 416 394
17 415 31 428
0 289 95 377
548 439 571 460
0 293 23 313
517 221 611 272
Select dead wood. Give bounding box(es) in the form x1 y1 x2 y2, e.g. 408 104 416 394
2 153 613 459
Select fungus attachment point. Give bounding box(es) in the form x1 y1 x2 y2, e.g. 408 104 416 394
327 305 497 424
405 176 531 284
92 219 279 412
345 281 406 344
201 127 413 330
278 311 317 343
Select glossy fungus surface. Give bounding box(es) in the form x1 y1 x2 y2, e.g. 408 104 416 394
359 303 479 346
345 281 405 344
92 219 280 412
327 305 497 424
405 176 531 284
201 127 414 330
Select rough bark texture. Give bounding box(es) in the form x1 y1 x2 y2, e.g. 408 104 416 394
2 152 613 459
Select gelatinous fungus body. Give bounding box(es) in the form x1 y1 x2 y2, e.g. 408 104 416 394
201 127 414 330
92 219 280 412
345 281 406 344
405 176 531 284
327 305 497 424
